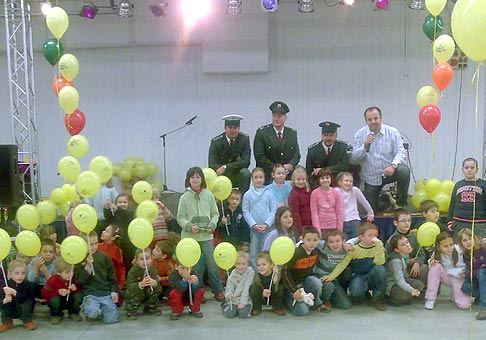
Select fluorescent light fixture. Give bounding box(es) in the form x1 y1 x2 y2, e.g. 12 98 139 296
407 0 425 10
227 0 242 15
40 0 52 16
181 0 211 25
340 0 355 6
149 0 168 17
261 0 278 12
80 1 98 19
118 0 133 18
298 0 314 13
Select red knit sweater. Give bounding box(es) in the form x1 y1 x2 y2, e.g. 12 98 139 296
41 273 82 303
98 242 126 286
288 186 312 235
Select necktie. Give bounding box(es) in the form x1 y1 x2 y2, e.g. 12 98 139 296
327 147 332 157
277 132 283 143
229 139 234 147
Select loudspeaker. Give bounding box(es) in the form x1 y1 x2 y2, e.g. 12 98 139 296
0 145 22 206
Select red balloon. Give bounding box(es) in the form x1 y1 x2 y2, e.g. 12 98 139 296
419 104 441 133
52 75 73 97
432 62 453 91
64 110 86 136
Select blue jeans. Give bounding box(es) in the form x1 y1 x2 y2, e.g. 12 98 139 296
250 232 268 271
461 268 486 310
348 265 386 300
343 220 360 240
285 276 323 316
193 239 223 294
331 280 352 310
82 295 119 324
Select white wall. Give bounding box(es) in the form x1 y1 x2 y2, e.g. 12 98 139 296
0 0 484 195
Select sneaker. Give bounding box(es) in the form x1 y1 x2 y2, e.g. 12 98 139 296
23 321 37 330
476 311 486 320
272 309 286 316
319 303 331 313
69 314 82 322
170 313 181 321
214 292 225 302
148 308 162 316
425 299 435 310
0 321 13 333
191 311 203 318
372 299 387 311
250 309 261 317
127 314 138 321
50 316 62 325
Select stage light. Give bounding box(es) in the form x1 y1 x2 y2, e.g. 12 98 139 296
80 2 98 19
339 0 355 6
40 0 52 16
298 0 314 13
149 1 168 17
181 0 211 25
118 0 133 18
407 0 424 10
261 0 278 12
227 0 242 15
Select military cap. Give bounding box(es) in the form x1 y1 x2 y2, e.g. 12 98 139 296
269 101 289 114
222 114 243 127
319 121 340 134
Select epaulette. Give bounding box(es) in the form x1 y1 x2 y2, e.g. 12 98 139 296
308 141 320 149
258 124 272 130
285 126 296 132
239 132 249 137
211 133 225 142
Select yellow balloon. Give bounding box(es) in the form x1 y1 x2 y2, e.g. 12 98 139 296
15 230 41 256
147 162 158 177
61 236 88 264
417 222 441 247
37 200 58 224
270 236 296 265
451 0 486 61
89 156 113 183
60 202 71 217
67 135 89 159
112 163 122 176
62 184 79 203
411 190 428 209
441 180 455 196
176 238 201 267
119 166 132 181
151 180 163 191
416 86 439 109
425 0 446 16
16 204 40 230
58 156 81 182
433 192 451 212
59 53 79 81
425 178 441 198
136 200 159 223
72 204 97 233
75 171 101 198
202 168 217 191
0 229 12 261
124 157 136 169
135 163 149 178
433 34 455 63
46 6 69 39
50 187 67 206
128 218 154 249
58 85 79 114
132 180 153 204
213 242 237 270
414 179 426 192
212 176 233 201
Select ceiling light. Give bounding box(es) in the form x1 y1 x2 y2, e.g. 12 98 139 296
298 0 314 13
227 0 242 15
181 0 211 25
40 0 52 16
340 0 355 6
149 0 168 17
80 2 98 19
118 0 133 18
261 0 278 12
407 0 425 10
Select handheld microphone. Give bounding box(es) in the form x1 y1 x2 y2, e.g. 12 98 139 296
365 132 374 152
185 115 197 125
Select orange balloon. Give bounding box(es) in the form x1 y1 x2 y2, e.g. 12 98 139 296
432 62 453 91
52 75 73 97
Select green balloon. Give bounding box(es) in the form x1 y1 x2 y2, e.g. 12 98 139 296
423 14 443 42
42 38 64 66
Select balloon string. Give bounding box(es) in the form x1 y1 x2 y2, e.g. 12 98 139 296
0 262 8 288
142 250 154 292
189 282 193 305
66 264 73 301
266 271 274 306
227 270 232 310
468 63 480 95
431 133 437 178
86 234 95 276
222 201 229 236
474 62 481 128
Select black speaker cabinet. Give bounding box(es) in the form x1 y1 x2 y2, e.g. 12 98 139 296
0 145 22 206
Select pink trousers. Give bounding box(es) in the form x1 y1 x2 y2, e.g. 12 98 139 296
425 263 470 309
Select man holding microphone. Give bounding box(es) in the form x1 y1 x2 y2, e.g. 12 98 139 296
351 106 410 213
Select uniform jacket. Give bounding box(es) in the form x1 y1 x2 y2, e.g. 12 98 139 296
208 132 251 176
306 140 349 188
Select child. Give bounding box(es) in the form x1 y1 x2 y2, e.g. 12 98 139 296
222 251 255 318
323 223 387 311
266 164 292 208
420 199 446 231
125 248 162 320
177 166 224 301
315 230 352 310
425 232 469 310
217 189 250 251
153 240 176 298
168 258 205 320
27 239 57 301
151 185 174 246
0 260 36 332
38 225 61 255
98 224 126 293
243 167 277 270
458 228 486 320
75 231 119 324
310 168 344 236
288 166 312 235
385 234 425 306
263 206 298 251
283 226 328 315
448 157 486 239
41 257 84 324
249 251 286 316
336 172 374 240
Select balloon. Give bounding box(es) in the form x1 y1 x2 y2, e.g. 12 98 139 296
61 236 88 264
176 238 201 267
58 156 81 182
75 171 101 198
58 85 79 114
42 38 64 65
0 229 12 261
50 187 66 206
416 86 439 109
52 75 72 96
89 156 113 183
147 162 158 177
202 168 217 191
128 218 154 249
151 180 163 191
411 190 428 209
46 7 69 39
425 0 446 16
132 181 153 204
441 180 455 196
433 34 455 63
64 110 85 136
414 179 426 192
423 14 443 41
59 54 79 82
124 157 136 169
451 0 486 61
135 163 149 178
425 178 442 198
135 200 159 223
213 242 238 270
112 163 122 177
434 192 451 212
375 0 389 10
67 135 90 159
16 204 40 230
62 183 79 202
16 230 41 256
60 202 71 217
270 236 296 265
212 176 233 201
417 222 441 247
419 104 441 133
432 62 454 91
72 204 97 233
119 166 132 181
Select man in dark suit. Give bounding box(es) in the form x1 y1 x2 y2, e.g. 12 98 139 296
306 121 352 188
254 101 300 184
208 114 251 193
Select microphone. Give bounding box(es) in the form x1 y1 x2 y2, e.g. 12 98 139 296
365 132 374 152
185 115 197 125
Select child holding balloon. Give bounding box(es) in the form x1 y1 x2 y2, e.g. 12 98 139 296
218 189 250 251
27 239 57 302
98 224 126 298
263 206 298 251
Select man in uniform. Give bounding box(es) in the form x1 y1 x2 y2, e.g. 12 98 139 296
254 101 300 184
306 121 350 189
208 114 251 193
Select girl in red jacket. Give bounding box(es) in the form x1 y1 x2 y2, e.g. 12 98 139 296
98 224 126 289
288 167 312 235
